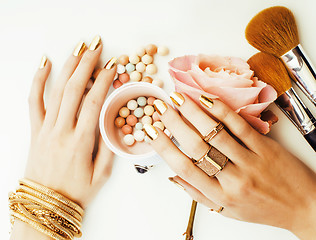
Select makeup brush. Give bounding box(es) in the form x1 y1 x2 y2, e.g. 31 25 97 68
248 52 316 151
245 6 316 106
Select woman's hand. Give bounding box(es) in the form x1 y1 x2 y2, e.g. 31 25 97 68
25 35 116 209
144 92 316 240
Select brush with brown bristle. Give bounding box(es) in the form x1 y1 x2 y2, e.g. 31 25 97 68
245 6 316 106
248 52 316 151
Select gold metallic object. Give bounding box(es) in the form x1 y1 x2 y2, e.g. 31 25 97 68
39 55 47 69
73 41 86 56
210 206 224 213
104 57 118 70
170 92 185 106
153 99 168 115
168 177 185 190
9 179 84 240
199 95 213 108
203 122 225 142
88 35 101 50
143 124 159 140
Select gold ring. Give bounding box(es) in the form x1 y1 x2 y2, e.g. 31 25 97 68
210 206 224 213
193 146 229 177
203 122 224 143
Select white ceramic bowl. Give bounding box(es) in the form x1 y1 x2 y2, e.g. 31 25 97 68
99 82 172 166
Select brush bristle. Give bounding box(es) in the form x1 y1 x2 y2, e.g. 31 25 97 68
247 52 292 97
245 6 299 57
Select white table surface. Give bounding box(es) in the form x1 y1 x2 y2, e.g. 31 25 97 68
1 0 316 239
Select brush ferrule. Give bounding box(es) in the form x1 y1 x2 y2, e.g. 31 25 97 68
281 44 316 106
276 88 316 135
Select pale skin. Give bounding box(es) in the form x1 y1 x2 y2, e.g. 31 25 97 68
147 93 316 240
10 37 116 240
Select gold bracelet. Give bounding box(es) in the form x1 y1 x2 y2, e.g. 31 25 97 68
9 179 84 240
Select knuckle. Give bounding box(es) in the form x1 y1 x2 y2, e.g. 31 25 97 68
177 162 194 179
221 193 235 207
236 176 255 196
84 95 101 111
64 81 84 96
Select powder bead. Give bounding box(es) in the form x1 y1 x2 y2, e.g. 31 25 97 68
119 73 130 83
122 125 133 135
152 78 163 87
144 135 151 143
157 46 169 56
136 62 146 72
144 105 154 116
133 107 144 118
141 76 153 83
113 80 123 89
127 99 138 110
141 54 153 65
114 117 125 128
130 71 142 82
146 64 158 75
118 55 129 65
152 111 160 121
126 115 137 126
133 130 145 142
119 107 130 118
136 47 146 57
147 96 156 105
153 121 164 131
142 115 152 125
117 64 125 74
123 134 135 146
137 97 147 107
145 44 157 55
129 54 140 64
135 122 143 130
125 63 135 72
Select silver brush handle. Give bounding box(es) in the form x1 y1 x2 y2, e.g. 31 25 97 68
281 44 316 106
276 88 316 135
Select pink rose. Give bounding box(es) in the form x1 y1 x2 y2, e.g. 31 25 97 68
168 54 278 134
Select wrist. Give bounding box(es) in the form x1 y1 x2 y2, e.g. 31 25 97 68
10 220 52 240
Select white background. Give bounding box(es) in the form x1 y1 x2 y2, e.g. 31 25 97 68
1 0 316 240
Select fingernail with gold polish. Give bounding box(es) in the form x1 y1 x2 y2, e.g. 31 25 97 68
143 124 159 140
73 40 86 56
170 92 185 106
199 95 214 108
39 55 47 69
88 35 101 50
168 177 185 190
153 99 168 115
104 57 118 70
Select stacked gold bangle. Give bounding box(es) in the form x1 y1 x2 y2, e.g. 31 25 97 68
8 179 84 240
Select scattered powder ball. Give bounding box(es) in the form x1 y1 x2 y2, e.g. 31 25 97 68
118 55 129 65
137 97 147 107
122 125 133 135
157 46 169 56
136 62 146 72
133 107 144 118
134 130 145 142
119 107 130 118
125 63 135 72
136 47 146 57
146 64 158 75
144 135 151 143
141 76 153 83
144 105 154 116
152 111 160 121
145 44 157 55
129 54 140 64
135 122 143 130
123 134 135 146
117 64 125 74
142 115 152 125
141 54 153 65
113 80 123 89
126 115 137 126
119 73 130 83
147 96 156 105
114 117 125 128
130 71 142 82
127 99 138 110
153 121 164 131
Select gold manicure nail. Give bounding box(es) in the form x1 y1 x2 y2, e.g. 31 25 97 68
153 99 168 115
168 177 185 190
39 55 47 69
104 57 118 70
143 124 159 140
88 35 101 50
199 95 214 108
73 41 86 56
170 92 185 106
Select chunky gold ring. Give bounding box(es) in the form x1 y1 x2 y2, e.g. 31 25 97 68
210 206 224 213
203 122 224 143
193 146 229 177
